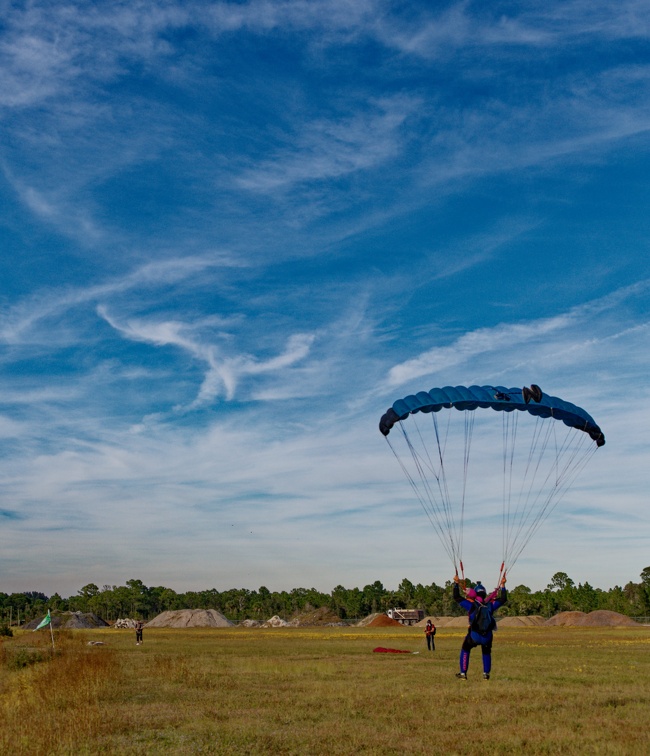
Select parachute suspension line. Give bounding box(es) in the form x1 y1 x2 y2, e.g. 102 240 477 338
385 423 459 567
384 433 455 565
503 421 599 572
501 411 519 568
504 417 560 570
506 443 598 571
524 438 597 557
502 416 553 569
415 413 460 557
400 424 457 563
431 413 461 563
511 421 581 560
459 410 476 565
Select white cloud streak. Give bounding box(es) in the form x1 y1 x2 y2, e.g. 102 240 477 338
236 96 417 192
97 306 315 404
387 316 571 386
385 280 650 389
0 254 241 345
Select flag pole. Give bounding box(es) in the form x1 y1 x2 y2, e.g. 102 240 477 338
49 610 55 651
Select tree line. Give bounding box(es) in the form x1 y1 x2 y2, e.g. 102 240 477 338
2 569 649 624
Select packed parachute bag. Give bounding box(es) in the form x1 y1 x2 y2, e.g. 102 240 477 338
471 603 496 635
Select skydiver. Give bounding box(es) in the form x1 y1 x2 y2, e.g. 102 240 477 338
453 574 507 680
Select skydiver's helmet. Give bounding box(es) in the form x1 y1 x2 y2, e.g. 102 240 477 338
474 583 487 602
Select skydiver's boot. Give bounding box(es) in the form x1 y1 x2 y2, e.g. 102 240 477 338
455 672 467 680
483 673 490 680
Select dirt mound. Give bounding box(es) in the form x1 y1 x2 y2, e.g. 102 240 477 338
546 610 638 627
581 610 638 627
497 615 546 627
145 609 232 628
25 611 109 630
367 613 403 627
415 616 468 628
289 607 343 626
64 612 109 629
414 616 470 628
546 611 587 626
439 616 472 628
415 615 546 628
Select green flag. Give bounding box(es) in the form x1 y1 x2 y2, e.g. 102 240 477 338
34 610 51 631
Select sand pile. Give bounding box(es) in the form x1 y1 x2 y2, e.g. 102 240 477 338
25 611 109 630
356 613 381 627
546 610 638 627
262 615 288 627
113 618 137 629
497 616 546 627
145 609 232 628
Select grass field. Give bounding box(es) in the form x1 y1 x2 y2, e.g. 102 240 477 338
1 624 649 754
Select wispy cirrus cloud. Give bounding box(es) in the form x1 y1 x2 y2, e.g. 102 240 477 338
374 0 650 58
0 254 241 345
385 281 650 388
97 305 315 404
236 96 417 192
386 316 571 387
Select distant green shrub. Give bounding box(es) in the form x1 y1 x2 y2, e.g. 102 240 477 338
0 624 13 637
6 647 45 670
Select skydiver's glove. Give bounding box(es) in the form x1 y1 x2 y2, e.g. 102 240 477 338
500 575 507 587
454 574 460 584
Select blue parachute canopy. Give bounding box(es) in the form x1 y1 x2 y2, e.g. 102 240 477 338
379 384 605 447
379 383 605 576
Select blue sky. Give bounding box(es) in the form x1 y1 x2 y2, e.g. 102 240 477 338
1 0 649 597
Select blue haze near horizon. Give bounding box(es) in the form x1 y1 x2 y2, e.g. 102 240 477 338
1 0 649 597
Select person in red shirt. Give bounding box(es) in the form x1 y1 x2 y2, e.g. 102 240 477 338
425 619 436 651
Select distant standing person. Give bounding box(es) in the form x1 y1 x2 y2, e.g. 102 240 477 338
425 619 436 651
135 620 144 645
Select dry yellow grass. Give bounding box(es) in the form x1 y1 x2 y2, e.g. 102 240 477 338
2 624 649 754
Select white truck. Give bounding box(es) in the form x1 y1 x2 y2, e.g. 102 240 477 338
386 608 425 625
